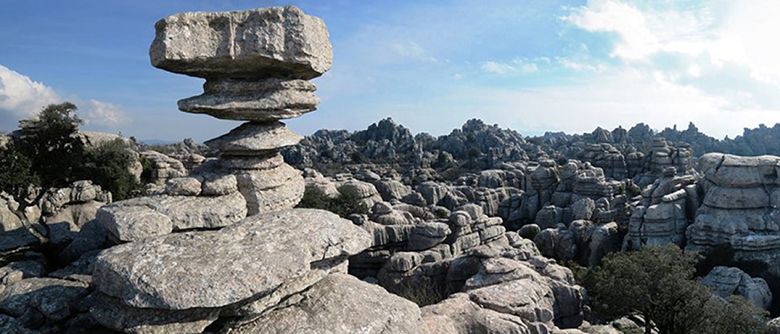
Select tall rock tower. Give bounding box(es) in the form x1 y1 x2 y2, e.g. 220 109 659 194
150 6 332 215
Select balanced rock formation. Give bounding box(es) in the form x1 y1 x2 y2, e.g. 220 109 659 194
151 6 332 216
96 6 334 239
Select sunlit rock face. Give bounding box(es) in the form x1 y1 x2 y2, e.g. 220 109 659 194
687 153 780 275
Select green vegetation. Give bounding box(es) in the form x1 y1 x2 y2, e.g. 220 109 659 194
297 184 369 218
15 102 85 189
389 280 445 307
580 245 767 334
0 102 143 202
81 139 143 200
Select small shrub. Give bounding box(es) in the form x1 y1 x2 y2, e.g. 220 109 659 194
81 139 144 200
297 185 332 211
351 151 369 164
140 157 154 184
297 184 368 218
390 280 445 307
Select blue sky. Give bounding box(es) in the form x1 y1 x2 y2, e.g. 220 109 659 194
1 0 779 142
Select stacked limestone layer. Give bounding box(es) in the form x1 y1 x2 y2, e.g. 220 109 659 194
634 137 695 187
687 153 780 274
150 6 333 216
624 167 698 250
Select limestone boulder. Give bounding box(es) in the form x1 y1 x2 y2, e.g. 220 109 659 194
97 191 247 242
93 209 371 310
150 6 332 80
229 273 421 334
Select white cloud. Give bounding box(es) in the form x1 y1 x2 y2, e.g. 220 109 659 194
0 64 61 119
481 58 543 75
563 0 780 84
391 42 438 63
562 0 713 61
482 61 516 74
451 66 779 139
0 64 130 130
80 99 129 127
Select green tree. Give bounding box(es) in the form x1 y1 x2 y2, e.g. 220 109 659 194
17 102 85 189
582 245 768 334
0 141 37 198
81 138 143 201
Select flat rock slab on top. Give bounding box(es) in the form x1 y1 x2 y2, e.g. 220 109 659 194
150 6 332 80
92 209 371 310
205 121 303 154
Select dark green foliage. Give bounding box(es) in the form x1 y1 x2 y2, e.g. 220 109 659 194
467 146 481 158
140 157 154 184
80 139 143 201
582 245 767 334
297 184 369 218
330 185 369 217
351 151 369 164
626 184 642 197
389 280 445 307
0 141 37 197
616 184 626 195
297 185 332 210
0 102 143 202
17 102 85 189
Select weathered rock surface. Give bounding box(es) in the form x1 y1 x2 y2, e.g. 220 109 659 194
150 6 332 80
204 121 302 154
93 209 370 310
230 274 422 334
687 153 780 274
701 266 773 309
97 191 247 242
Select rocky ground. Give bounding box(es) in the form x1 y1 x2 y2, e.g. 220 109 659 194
3 4 780 334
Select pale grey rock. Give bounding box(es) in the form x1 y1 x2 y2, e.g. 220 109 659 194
150 6 332 80
408 222 451 251
200 173 238 196
179 79 319 121
221 152 285 170
205 121 302 154
700 266 773 309
91 294 220 334
229 273 421 334
420 293 531 334
376 179 412 201
140 151 187 183
467 279 555 325
164 177 202 196
338 180 383 210
463 257 542 290
235 163 304 215
97 191 247 242
93 209 371 310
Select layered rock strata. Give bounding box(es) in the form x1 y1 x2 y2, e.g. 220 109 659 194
687 153 780 275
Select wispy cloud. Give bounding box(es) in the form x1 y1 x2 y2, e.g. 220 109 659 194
391 41 438 63
481 58 545 75
81 99 129 127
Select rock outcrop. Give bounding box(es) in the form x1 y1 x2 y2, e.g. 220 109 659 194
701 266 773 310
687 154 780 275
